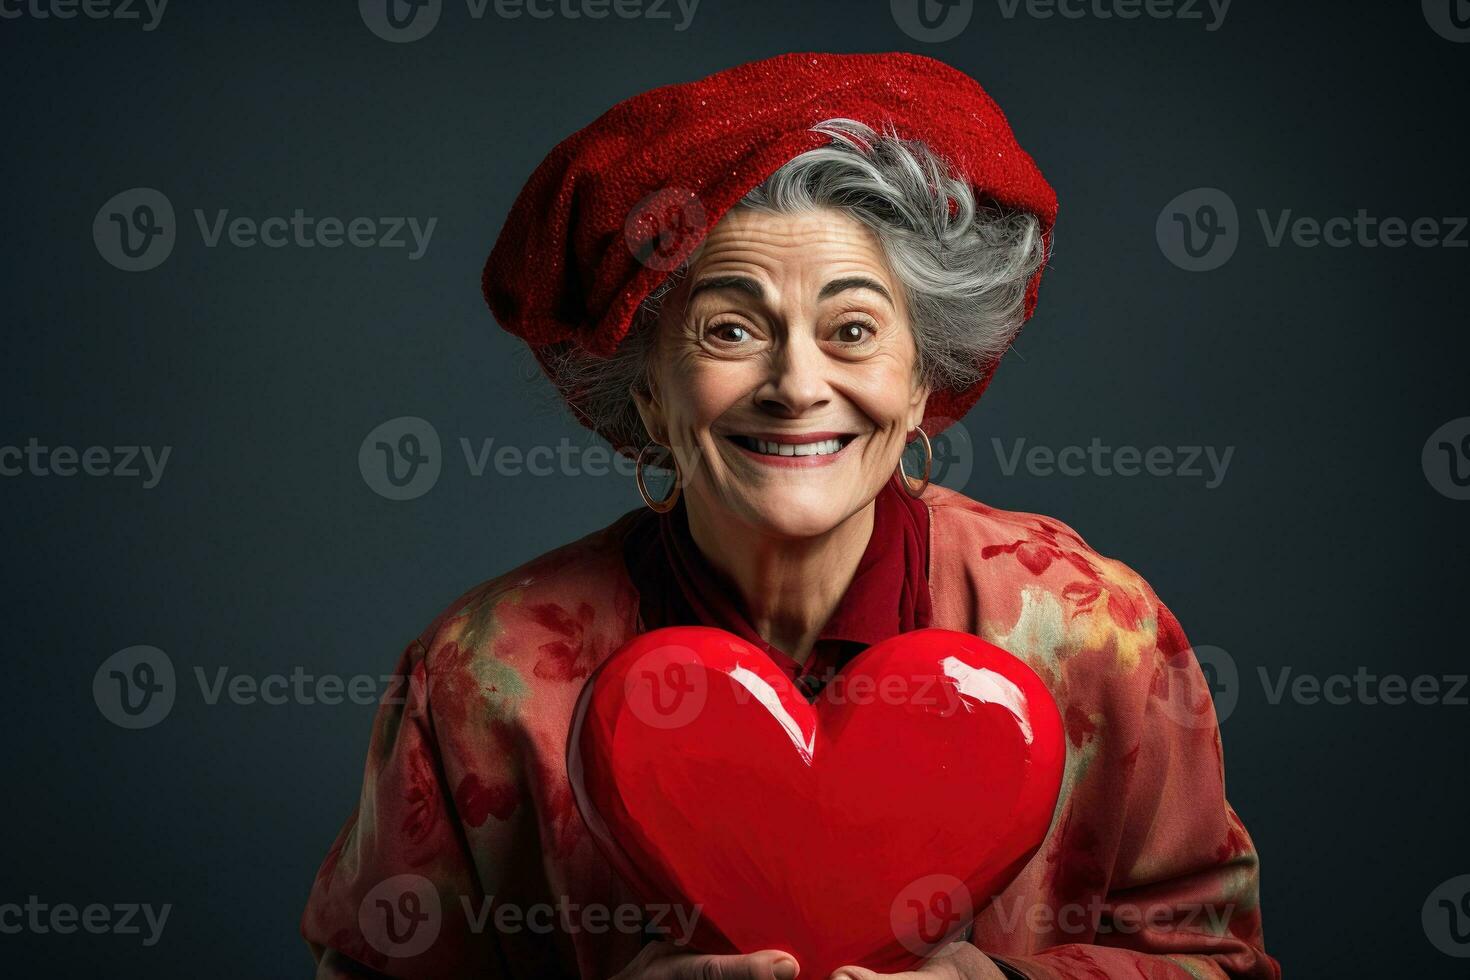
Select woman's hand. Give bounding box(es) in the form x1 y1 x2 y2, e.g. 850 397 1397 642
612 940 800 980
827 943 1007 980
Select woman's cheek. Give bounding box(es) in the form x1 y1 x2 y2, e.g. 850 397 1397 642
844 363 918 432
659 383 723 482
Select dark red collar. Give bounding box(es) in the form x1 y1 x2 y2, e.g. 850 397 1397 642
622 473 932 691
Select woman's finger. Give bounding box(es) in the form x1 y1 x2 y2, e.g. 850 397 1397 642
658 947 800 980
828 943 998 980
827 966 913 980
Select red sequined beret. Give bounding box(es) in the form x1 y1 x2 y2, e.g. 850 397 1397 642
483 51 1057 447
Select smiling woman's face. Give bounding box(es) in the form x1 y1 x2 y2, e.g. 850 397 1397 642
633 206 930 540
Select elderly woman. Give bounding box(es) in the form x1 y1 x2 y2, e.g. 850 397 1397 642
301 53 1278 980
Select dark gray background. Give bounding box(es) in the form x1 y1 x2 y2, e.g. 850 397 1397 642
3 0 1467 976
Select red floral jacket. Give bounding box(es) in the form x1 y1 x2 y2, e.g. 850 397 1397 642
301 483 1280 979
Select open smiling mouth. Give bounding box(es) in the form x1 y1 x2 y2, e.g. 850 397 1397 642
724 433 859 459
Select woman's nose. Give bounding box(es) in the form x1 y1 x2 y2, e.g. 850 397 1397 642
755 334 831 417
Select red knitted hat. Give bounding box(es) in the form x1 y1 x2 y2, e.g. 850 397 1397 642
483 51 1056 451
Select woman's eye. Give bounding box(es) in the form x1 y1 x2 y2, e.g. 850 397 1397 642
708 323 751 344
833 321 875 344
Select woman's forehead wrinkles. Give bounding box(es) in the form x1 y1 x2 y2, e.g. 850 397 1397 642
686 217 896 299
700 209 882 251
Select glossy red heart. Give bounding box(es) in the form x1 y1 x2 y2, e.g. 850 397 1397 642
568 626 1064 978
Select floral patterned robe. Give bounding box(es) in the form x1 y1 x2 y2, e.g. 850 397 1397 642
301 483 1280 979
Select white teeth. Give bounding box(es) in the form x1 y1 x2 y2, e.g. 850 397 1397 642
746 437 844 457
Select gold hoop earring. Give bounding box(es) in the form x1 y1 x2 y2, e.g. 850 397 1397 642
636 441 681 513
897 425 932 498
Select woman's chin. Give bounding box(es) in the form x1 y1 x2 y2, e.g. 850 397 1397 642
726 491 865 541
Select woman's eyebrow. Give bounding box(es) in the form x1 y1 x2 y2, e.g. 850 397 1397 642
818 276 894 306
687 274 894 307
687 274 765 302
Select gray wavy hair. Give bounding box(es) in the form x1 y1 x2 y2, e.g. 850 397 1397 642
535 118 1050 455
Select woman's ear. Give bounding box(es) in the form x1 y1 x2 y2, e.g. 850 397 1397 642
630 373 667 447
909 382 932 433
630 297 679 447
